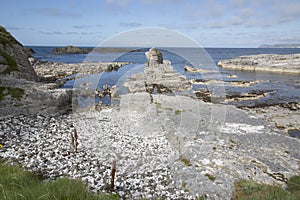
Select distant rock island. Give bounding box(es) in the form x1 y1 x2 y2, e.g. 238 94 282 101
259 44 300 48
52 45 92 54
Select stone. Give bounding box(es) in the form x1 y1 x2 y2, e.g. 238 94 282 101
145 47 163 65
124 49 191 93
32 60 129 80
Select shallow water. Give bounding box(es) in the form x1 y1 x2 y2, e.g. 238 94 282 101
28 46 300 106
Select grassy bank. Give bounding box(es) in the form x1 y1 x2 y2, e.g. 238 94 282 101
0 162 119 200
234 177 300 200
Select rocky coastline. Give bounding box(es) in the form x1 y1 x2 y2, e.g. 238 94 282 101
1 26 300 199
30 57 129 80
218 54 300 74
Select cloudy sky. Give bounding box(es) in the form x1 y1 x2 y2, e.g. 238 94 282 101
1 0 299 47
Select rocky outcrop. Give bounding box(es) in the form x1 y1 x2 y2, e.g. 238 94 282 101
118 92 300 199
218 54 300 74
52 45 92 54
0 26 39 81
124 48 191 93
24 48 35 57
145 47 163 65
242 102 300 136
0 76 72 117
0 26 72 117
31 58 129 80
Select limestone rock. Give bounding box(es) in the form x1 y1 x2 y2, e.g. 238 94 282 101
125 49 191 93
218 54 300 74
145 47 163 65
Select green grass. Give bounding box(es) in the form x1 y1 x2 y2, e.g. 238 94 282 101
180 156 192 166
233 176 300 200
0 162 119 200
0 86 24 101
175 109 182 115
205 174 216 182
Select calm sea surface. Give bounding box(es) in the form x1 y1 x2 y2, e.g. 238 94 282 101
27 46 300 107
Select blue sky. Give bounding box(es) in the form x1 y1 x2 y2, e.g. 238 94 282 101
1 0 299 47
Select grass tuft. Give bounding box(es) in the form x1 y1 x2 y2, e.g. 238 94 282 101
180 156 192 166
0 162 119 200
287 176 300 192
175 109 182 115
205 174 216 182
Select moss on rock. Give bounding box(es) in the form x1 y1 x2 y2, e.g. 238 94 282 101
0 50 19 74
0 86 24 101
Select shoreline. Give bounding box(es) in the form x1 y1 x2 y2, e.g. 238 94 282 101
1 31 300 199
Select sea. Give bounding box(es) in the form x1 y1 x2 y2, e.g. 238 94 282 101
27 46 300 107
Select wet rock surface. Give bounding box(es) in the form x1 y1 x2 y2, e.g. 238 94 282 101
218 54 300 74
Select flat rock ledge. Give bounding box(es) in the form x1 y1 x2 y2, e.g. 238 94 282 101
218 54 300 74
124 48 191 93
30 58 130 80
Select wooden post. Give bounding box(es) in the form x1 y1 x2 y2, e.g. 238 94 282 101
74 128 78 153
110 160 117 192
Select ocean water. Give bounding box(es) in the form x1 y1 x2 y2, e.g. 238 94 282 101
28 46 300 107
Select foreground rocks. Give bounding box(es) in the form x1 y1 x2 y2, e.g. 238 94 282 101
1 94 299 199
124 48 191 93
218 54 300 74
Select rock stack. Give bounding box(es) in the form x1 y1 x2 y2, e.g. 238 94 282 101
124 48 191 93
145 47 163 66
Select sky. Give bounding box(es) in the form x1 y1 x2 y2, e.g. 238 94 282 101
0 0 299 47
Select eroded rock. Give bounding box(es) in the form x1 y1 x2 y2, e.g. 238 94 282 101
124 48 191 93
